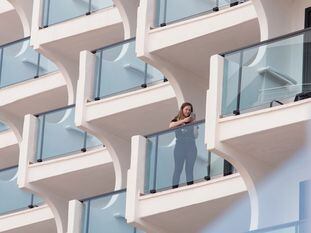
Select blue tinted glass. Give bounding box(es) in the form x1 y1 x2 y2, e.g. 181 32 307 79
0 167 41 215
36 106 102 161
94 39 165 99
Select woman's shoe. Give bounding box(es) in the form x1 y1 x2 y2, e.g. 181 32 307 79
187 181 194 185
172 185 179 189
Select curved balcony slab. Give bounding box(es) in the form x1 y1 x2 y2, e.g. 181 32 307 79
26 147 114 200
136 0 260 118
0 1 23 45
0 204 56 233
0 129 19 170
126 136 250 233
0 71 67 134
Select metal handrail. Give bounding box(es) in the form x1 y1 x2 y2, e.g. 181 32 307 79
221 27 311 57
145 119 205 138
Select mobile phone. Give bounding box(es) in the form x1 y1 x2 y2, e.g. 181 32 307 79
190 113 196 120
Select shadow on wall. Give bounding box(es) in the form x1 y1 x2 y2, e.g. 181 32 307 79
201 121 311 233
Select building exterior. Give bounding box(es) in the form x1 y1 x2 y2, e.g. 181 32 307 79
0 0 310 233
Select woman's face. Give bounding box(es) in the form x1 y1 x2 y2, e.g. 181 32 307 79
182 105 192 117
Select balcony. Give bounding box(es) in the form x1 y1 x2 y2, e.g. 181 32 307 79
0 1 23 45
0 37 67 132
126 121 249 233
0 123 19 170
136 0 259 117
31 0 124 95
76 38 177 187
68 190 143 233
0 166 56 233
18 105 114 233
206 28 311 229
207 28 311 165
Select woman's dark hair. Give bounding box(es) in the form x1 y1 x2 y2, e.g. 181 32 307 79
176 102 193 120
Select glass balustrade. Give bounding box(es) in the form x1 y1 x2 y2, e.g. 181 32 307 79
41 0 114 27
222 29 311 117
0 122 8 132
82 189 144 233
154 0 248 27
0 166 42 215
144 120 235 193
36 105 102 162
93 38 166 100
248 221 300 233
0 38 57 88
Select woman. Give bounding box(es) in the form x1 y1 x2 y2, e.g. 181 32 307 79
169 102 198 188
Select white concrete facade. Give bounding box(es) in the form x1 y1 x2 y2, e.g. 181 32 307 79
0 0 310 233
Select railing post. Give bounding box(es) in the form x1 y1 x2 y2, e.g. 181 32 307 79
37 114 46 162
43 0 51 28
160 0 168 27
141 63 148 88
213 0 219 12
150 135 159 193
81 132 87 152
204 151 211 180
233 50 244 115
86 0 92 15
84 200 91 233
28 194 35 208
34 53 41 78
94 50 103 101
0 47 3 86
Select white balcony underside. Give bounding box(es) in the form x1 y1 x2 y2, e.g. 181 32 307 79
0 71 67 118
0 130 19 169
0 205 56 233
0 4 24 45
27 147 115 200
85 83 178 137
218 99 311 165
148 2 259 80
138 174 248 233
34 7 124 62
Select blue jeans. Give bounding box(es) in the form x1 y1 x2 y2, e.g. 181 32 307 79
172 140 197 187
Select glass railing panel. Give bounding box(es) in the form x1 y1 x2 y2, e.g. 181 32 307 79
36 106 102 162
248 221 300 233
0 166 42 215
0 38 57 88
41 0 114 27
144 121 234 193
155 0 247 27
94 39 165 100
0 122 8 132
82 190 142 233
222 30 310 117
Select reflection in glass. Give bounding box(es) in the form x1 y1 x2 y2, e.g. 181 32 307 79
94 39 166 100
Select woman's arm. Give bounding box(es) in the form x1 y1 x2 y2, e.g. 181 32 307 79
169 116 192 128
